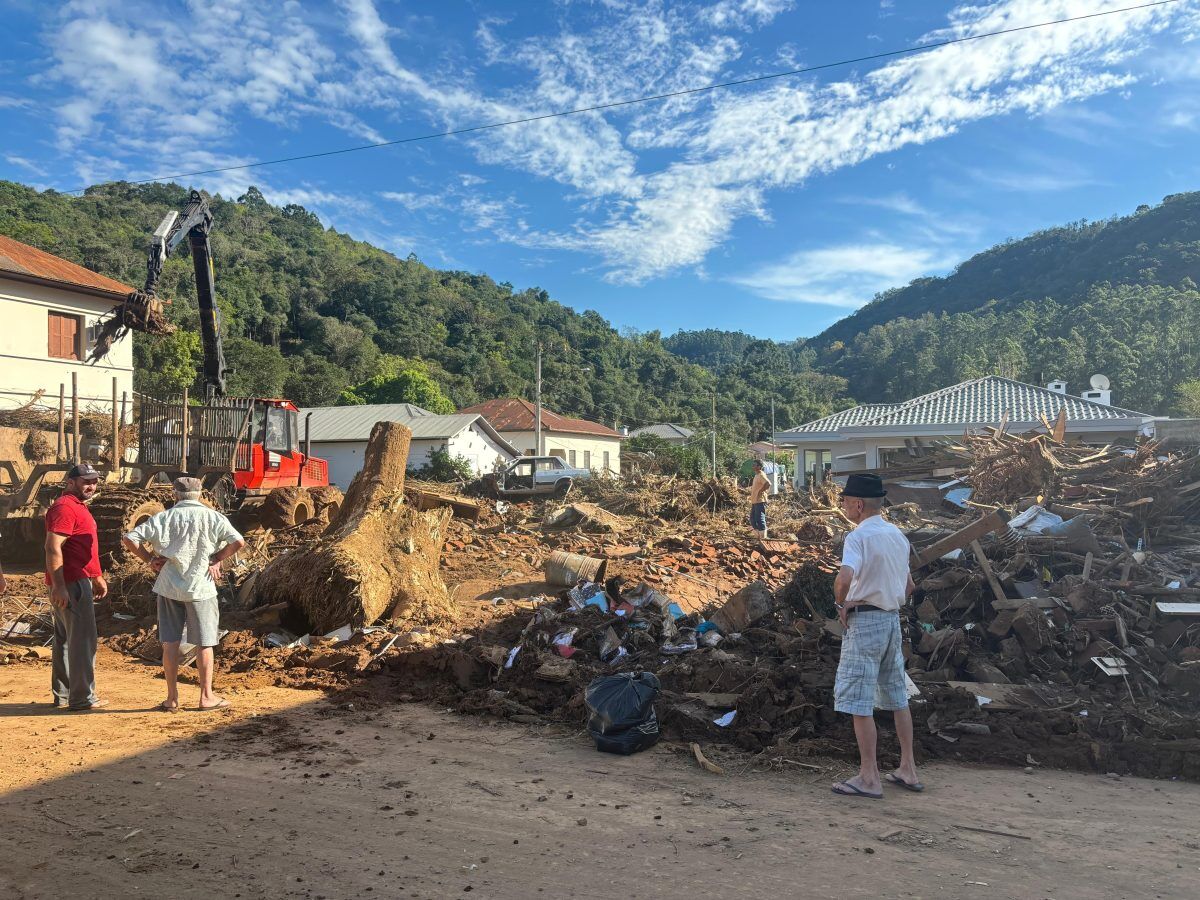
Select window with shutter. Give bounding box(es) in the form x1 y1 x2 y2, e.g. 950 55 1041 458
48 312 82 360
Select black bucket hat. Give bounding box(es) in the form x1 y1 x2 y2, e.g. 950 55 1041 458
842 473 886 498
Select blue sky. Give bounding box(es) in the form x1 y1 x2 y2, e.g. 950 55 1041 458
2 0 1199 340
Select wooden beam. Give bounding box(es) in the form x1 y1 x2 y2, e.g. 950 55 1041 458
970 539 1008 608
911 510 1010 570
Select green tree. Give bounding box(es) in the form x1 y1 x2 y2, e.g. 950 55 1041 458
341 357 456 412
1173 380 1200 417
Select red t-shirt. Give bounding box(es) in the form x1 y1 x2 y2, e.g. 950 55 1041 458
44 493 101 584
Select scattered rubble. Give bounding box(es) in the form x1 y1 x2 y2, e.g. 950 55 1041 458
4 418 1200 780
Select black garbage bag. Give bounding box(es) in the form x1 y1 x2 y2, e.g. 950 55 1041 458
585 672 661 755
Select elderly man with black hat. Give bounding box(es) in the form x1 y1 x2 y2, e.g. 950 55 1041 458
830 473 922 799
121 477 245 712
44 463 108 711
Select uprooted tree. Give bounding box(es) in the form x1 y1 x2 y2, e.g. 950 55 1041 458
254 421 455 633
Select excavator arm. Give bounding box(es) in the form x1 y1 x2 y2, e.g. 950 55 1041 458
144 191 226 398
88 190 226 400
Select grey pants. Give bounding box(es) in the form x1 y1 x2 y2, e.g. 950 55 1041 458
51 578 98 710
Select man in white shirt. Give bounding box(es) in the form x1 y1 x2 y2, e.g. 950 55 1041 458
121 477 245 712
830 473 921 799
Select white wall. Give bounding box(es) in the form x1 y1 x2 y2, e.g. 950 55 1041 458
501 429 622 474
0 278 134 418
312 423 517 488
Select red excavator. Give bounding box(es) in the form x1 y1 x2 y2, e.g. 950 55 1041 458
85 190 341 551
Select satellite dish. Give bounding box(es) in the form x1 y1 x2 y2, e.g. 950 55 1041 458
1090 374 1110 391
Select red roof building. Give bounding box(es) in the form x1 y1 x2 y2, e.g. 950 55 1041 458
0 233 135 421
458 398 622 474
0 234 134 297
458 397 621 438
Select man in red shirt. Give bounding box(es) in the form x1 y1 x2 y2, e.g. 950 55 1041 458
45 464 108 711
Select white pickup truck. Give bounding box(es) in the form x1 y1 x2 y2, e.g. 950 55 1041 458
482 455 592 499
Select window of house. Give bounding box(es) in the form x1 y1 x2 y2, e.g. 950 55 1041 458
568 449 577 466
603 451 610 472
48 311 83 360
584 450 591 470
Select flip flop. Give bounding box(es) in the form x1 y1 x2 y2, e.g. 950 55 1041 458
198 698 231 711
156 700 179 713
832 780 882 800
885 773 925 793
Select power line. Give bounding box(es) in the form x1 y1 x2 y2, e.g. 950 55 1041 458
58 0 1179 194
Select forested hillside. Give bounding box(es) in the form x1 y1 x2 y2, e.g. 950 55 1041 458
669 192 1200 415
4 180 1198 432
0 180 846 440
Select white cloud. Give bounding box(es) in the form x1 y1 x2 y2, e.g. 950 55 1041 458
729 242 956 306
21 0 1200 293
4 155 49 176
380 191 444 210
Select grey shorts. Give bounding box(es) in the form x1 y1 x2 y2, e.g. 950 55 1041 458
834 608 908 716
157 594 220 647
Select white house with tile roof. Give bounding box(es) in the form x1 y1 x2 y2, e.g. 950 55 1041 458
627 423 695 446
774 377 1157 484
299 403 519 488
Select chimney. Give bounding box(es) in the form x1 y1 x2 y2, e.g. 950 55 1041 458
1046 379 1067 395
1082 374 1111 407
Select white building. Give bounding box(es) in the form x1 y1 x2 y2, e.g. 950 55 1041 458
0 234 135 416
458 397 622 474
300 403 519 488
627 423 694 446
775 376 1156 486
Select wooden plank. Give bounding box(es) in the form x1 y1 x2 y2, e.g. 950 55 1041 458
946 681 1046 710
970 539 1008 609
989 597 1059 611
1051 408 1067 443
1081 551 1094 582
911 510 1010 570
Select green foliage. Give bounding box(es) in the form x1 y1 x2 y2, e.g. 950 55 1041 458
132 330 202 398
1173 380 1200 417
624 433 709 477
409 447 475 483
341 357 456 412
0 179 830 446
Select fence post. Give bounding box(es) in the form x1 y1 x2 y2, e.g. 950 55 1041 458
57 384 65 461
180 387 189 473
71 372 79 464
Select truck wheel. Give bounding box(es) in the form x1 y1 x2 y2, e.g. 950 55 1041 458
261 486 315 530
552 478 573 499
308 485 344 519
89 490 167 564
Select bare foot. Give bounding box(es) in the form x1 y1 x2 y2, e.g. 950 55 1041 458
198 697 230 711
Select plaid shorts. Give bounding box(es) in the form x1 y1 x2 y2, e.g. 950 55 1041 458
834 608 908 716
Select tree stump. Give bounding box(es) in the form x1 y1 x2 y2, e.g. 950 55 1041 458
254 421 456 633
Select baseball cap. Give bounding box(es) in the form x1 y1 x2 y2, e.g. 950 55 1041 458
67 463 100 481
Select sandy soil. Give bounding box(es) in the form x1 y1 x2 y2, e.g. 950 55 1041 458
1 650 1198 900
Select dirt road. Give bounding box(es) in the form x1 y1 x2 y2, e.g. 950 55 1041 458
1 650 1197 899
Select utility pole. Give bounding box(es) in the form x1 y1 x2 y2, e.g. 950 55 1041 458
711 390 717 479
534 341 543 457
770 398 776 457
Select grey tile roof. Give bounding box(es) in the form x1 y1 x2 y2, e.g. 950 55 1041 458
782 404 901 434
853 377 1148 428
300 404 517 455
628 423 695 440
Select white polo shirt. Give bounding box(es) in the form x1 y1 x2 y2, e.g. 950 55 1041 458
841 514 912 612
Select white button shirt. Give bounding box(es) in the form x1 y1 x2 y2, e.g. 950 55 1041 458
124 500 243 602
